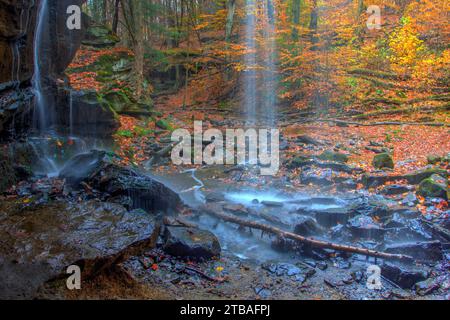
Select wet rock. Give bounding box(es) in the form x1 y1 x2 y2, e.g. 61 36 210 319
261 200 283 207
315 207 350 227
300 168 333 186
352 199 391 219
373 153 394 170
163 226 221 260
385 241 443 262
381 263 428 289
317 150 349 163
0 199 156 298
381 185 411 196
59 150 106 185
362 168 449 188
205 192 225 202
415 278 439 296
417 174 449 200
348 215 385 241
87 162 182 213
261 262 315 283
294 216 325 237
401 192 418 207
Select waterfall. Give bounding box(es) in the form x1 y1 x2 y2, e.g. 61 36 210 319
244 0 257 126
32 0 49 132
243 0 277 127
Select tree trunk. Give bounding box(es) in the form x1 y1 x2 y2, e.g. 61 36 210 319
112 0 120 34
292 0 301 41
132 0 145 99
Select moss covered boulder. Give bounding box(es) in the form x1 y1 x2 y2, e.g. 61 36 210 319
373 153 394 169
156 119 172 130
82 24 120 48
417 174 449 200
317 150 349 163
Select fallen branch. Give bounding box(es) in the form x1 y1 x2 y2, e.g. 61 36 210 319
184 266 225 283
202 204 414 263
307 119 450 127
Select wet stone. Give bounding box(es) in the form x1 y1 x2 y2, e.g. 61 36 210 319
381 185 411 196
415 278 440 296
385 240 443 262
315 207 350 227
163 226 221 260
261 262 316 284
348 215 385 241
381 262 428 289
294 216 324 237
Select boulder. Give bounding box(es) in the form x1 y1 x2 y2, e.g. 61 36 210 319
163 226 221 260
417 174 448 200
427 155 443 165
87 162 183 213
385 240 443 262
415 278 440 296
372 153 394 170
317 150 349 163
381 262 428 289
82 24 119 48
59 150 106 185
0 199 157 299
348 215 385 241
294 216 325 236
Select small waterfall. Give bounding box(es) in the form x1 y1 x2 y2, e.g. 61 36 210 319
244 0 257 126
32 0 49 132
69 90 74 136
243 0 278 127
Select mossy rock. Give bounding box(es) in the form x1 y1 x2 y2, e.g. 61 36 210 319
82 24 120 48
101 91 131 113
317 150 349 163
417 174 449 200
427 155 443 165
373 153 394 169
156 119 172 130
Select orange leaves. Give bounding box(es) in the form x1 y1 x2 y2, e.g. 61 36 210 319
68 72 102 91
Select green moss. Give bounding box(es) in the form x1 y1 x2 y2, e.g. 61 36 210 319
373 153 394 169
417 175 448 199
317 150 349 163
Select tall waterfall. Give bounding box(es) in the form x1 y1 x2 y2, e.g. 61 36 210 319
32 0 49 132
243 0 277 127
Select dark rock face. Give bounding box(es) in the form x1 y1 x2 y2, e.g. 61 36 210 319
163 226 221 260
59 150 106 185
315 207 350 227
348 215 385 241
0 0 88 137
385 241 443 262
56 90 120 137
0 0 86 85
87 162 183 214
0 141 37 192
381 262 428 289
0 0 36 84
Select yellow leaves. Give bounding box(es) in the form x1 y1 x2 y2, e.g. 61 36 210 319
215 266 224 273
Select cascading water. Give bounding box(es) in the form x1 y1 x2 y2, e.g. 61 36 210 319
243 0 277 127
32 0 49 132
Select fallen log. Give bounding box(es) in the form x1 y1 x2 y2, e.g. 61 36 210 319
311 119 450 127
202 204 414 263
